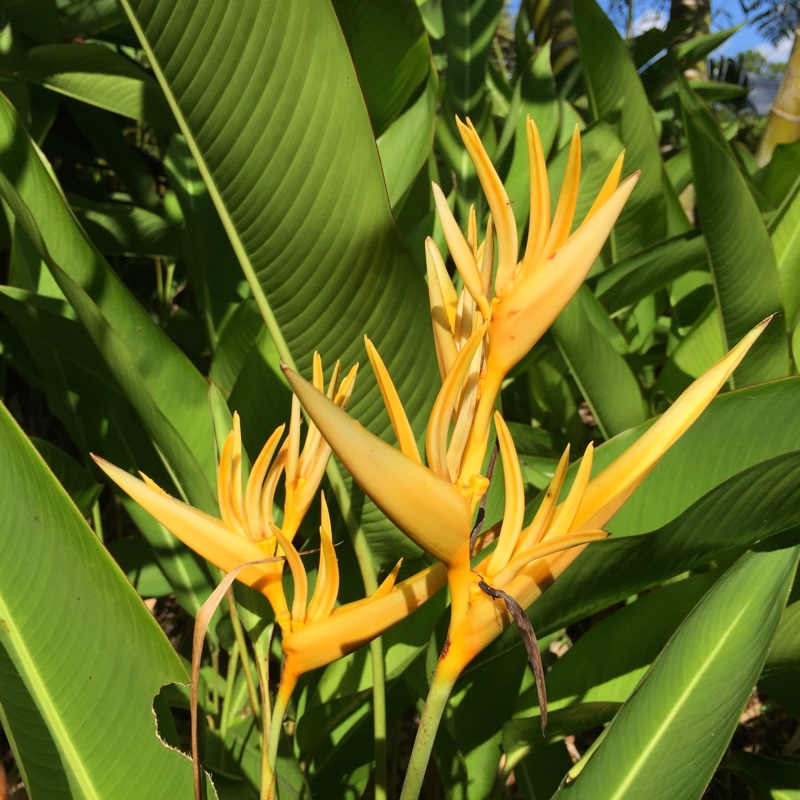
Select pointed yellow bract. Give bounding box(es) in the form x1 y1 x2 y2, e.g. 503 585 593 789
94 355 357 631
427 116 639 485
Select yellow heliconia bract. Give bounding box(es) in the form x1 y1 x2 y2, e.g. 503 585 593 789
94 354 357 629
436 317 769 682
428 116 638 486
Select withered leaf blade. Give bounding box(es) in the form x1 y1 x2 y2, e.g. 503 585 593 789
478 579 547 733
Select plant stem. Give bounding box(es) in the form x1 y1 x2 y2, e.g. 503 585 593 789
326 463 388 799
369 637 388 800
226 587 261 719
253 633 274 800
399 671 457 800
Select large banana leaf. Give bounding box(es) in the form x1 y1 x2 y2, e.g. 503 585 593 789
121 0 442 563
0 402 213 798
551 546 798 800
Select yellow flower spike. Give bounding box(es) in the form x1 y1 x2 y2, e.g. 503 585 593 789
480 215 494 304
217 417 248 539
312 351 325 391
269 523 308 628
260 446 286 531
585 150 625 223
467 204 478 255
484 413 525 577
92 456 287 602
445 345 483 481
284 360 359 538
284 395 301 493
244 423 285 536
517 445 570 551
571 317 772 533
425 238 460 380
368 559 404 601
492 530 609 589
456 117 518 286
365 336 422 463
305 494 339 623
541 443 594 544
432 182 491 320
426 322 488 485
282 364 473 567
541 125 581 260
487 170 640 380
519 117 551 282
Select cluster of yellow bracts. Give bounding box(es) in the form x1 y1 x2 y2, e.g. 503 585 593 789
94 116 766 716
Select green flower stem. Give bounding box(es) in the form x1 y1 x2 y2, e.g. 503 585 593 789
327 463 388 800
369 637 388 800
226 588 261 719
219 641 240 738
399 670 458 800
253 633 273 800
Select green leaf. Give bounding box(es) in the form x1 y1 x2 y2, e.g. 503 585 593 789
770 170 800 328
437 0 504 208
530 450 800 635
759 599 800 718
377 71 437 206
551 286 648 438
544 572 719 713
551 546 799 800
0 93 218 512
121 0 442 564
70 196 182 258
0 403 214 798
332 0 431 137
728 752 800 800
680 80 789 385
22 42 176 128
29 437 101 517
574 0 688 260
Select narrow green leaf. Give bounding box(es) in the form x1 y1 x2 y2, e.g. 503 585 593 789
332 0 431 137
595 231 707 313
377 71 437 206
0 93 218 511
574 0 689 260
551 287 648 438
680 80 789 385
530 450 800 635
0 403 213 798
769 173 800 327
22 42 176 128
551 546 798 800
759 599 800 718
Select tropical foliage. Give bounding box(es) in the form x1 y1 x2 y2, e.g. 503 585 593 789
1 1 799 798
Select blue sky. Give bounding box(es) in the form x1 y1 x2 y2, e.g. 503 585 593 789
629 0 794 61
508 0 794 63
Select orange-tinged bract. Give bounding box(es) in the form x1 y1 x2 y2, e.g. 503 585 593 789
427 117 638 485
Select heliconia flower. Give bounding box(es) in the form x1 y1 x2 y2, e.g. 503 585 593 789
428 116 638 484
283 331 492 570
284 318 769 678
93 354 357 629
435 317 771 681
